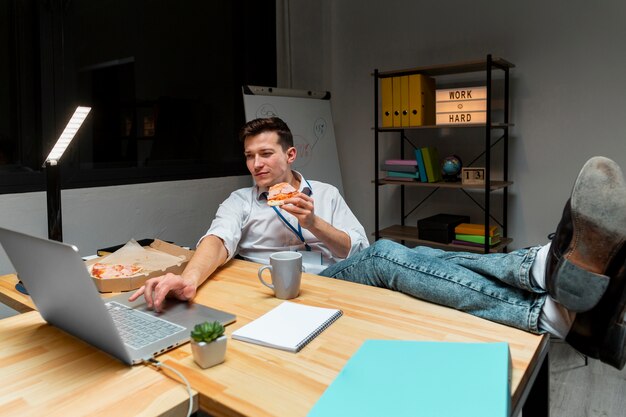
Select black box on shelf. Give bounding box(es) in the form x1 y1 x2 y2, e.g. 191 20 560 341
417 214 470 244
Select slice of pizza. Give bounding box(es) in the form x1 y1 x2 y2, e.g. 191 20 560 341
267 182 299 206
90 262 144 279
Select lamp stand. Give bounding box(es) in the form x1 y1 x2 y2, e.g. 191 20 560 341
16 161 63 295
16 106 91 296
45 161 62 242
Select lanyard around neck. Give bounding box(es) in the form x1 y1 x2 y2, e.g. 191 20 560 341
270 179 313 251
272 207 311 251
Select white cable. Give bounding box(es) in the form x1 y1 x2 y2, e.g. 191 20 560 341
144 359 194 417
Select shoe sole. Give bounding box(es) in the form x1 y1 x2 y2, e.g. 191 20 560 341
552 156 626 312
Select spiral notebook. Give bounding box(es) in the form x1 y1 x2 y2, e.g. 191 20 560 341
231 302 342 352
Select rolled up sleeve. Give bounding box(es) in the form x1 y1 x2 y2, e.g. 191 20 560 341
329 191 369 259
198 191 248 262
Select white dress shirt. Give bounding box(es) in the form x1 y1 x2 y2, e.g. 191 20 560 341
200 171 369 270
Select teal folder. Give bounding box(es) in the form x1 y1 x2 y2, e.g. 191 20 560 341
308 340 511 417
387 171 420 179
414 148 428 182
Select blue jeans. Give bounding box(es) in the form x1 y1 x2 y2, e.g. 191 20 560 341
320 239 548 334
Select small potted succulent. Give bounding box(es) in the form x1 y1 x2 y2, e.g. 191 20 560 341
190 320 227 369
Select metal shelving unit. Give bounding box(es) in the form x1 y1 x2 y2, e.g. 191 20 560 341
373 54 514 253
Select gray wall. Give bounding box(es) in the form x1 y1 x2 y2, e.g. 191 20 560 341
286 0 626 249
0 176 250 274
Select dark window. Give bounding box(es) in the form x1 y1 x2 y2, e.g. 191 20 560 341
0 0 42 193
0 0 276 193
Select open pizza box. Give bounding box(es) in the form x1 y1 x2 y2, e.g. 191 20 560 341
85 239 193 293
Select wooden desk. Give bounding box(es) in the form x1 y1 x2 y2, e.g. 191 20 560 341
0 260 549 416
0 311 197 416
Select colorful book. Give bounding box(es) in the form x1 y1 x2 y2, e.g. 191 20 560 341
383 177 416 182
384 159 418 166
455 233 501 245
308 340 511 417
420 146 442 183
455 223 499 237
386 171 419 179
381 163 418 173
414 148 428 182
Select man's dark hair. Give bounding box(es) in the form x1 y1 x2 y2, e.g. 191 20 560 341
239 117 293 150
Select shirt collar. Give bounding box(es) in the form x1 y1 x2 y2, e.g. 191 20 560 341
257 170 312 201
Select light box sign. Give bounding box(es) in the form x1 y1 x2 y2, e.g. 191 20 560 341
436 87 486 125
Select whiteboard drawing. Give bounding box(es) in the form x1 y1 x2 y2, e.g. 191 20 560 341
256 103 278 119
312 118 326 150
293 134 313 169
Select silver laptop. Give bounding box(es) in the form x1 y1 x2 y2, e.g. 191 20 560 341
0 227 236 365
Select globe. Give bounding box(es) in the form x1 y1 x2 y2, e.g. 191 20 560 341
441 155 462 181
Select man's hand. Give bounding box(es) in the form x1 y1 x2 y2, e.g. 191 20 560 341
127 235 228 312
280 192 351 258
128 273 197 312
281 192 316 228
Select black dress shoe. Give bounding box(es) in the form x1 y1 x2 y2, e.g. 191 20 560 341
546 157 626 312
566 245 626 370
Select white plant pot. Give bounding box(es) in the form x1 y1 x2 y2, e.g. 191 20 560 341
191 335 227 369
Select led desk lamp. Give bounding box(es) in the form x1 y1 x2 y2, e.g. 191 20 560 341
44 106 91 241
15 106 91 295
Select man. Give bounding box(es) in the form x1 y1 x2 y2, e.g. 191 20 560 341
129 117 369 310
134 117 626 369
320 156 626 370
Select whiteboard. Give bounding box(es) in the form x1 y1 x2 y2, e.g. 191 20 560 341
242 86 344 194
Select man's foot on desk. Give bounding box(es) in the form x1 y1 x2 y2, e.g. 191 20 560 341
545 156 626 370
545 156 626 312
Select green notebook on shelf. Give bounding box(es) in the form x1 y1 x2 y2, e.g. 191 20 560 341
308 340 511 417
420 146 442 183
456 233 502 245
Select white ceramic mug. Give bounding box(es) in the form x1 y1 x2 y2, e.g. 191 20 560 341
257 252 302 299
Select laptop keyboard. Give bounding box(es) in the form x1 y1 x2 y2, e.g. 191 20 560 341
106 301 185 350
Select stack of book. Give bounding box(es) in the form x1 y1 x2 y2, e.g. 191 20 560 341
381 159 419 181
453 223 501 247
414 147 442 183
